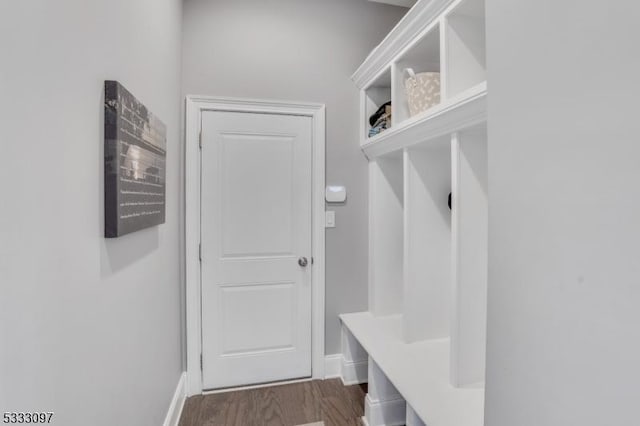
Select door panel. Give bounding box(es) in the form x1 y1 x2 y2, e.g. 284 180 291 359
201 111 312 390
219 133 294 257
219 281 295 355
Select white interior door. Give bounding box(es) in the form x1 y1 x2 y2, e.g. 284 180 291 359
200 110 313 390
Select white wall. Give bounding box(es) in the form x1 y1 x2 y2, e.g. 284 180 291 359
485 1 640 424
181 0 406 354
0 1 183 425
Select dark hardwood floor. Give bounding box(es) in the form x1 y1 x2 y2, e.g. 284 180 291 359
179 379 367 426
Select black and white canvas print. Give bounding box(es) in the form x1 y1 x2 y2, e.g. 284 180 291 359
104 80 166 238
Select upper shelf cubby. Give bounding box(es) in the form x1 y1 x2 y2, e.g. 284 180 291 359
392 23 441 125
364 68 392 140
443 0 486 99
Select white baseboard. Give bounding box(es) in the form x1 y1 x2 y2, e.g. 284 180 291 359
324 354 368 385
324 354 342 379
364 394 406 426
163 372 187 426
341 356 368 385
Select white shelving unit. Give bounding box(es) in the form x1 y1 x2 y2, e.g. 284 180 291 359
341 0 488 424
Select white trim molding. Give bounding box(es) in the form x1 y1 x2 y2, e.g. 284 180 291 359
341 357 369 385
340 321 369 385
364 394 407 426
184 95 326 396
325 353 368 385
324 354 343 379
364 358 406 426
162 373 187 426
202 378 312 395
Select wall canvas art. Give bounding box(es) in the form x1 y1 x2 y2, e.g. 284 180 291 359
104 81 166 238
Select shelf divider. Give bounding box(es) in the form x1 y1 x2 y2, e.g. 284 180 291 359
450 126 488 387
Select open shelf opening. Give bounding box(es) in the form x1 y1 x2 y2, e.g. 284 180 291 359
369 151 404 316
444 0 486 99
393 24 441 126
450 123 488 387
365 68 392 139
403 136 452 343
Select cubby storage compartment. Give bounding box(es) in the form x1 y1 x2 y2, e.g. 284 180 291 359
403 137 451 343
450 124 488 387
443 0 486 99
369 152 404 315
392 23 441 125
364 68 392 140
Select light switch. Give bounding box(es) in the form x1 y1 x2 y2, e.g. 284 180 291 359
325 211 336 228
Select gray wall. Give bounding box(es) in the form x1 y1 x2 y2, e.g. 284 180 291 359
485 1 640 424
182 0 406 354
0 1 183 425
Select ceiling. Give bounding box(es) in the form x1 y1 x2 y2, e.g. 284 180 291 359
368 0 417 7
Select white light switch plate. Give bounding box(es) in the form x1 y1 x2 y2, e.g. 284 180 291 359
325 211 336 228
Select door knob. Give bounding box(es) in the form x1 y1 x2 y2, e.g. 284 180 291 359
298 257 308 267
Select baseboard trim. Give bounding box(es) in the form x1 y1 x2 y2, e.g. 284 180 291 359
364 394 406 426
325 354 368 385
341 356 368 385
324 354 342 379
202 378 311 394
163 372 187 426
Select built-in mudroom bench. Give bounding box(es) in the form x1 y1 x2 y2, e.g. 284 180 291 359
339 0 488 424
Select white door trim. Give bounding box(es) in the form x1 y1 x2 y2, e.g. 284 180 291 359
185 95 326 396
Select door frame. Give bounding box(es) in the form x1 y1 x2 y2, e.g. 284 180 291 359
184 95 326 396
